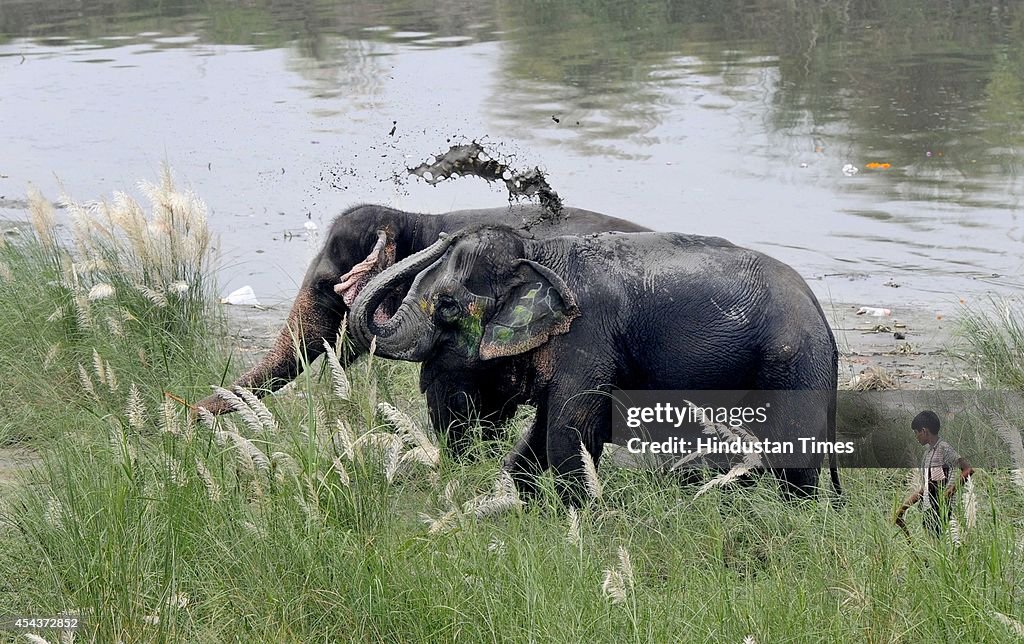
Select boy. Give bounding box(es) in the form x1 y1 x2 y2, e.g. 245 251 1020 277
894 410 974 538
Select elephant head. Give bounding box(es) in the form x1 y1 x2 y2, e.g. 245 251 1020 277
350 226 580 367
194 207 404 414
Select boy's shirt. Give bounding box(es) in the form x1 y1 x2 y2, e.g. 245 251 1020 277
920 438 961 507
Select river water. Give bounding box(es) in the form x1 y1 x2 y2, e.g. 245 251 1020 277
2 0 1022 313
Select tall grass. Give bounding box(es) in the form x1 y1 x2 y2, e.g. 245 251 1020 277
0 166 223 444
960 298 1024 390
6 371 1024 641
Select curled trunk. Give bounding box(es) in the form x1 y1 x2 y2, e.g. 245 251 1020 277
350 234 456 361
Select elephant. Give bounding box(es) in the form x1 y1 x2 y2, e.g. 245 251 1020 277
194 203 649 431
349 225 843 504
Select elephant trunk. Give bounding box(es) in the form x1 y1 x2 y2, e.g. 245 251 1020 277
194 284 342 415
350 234 454 362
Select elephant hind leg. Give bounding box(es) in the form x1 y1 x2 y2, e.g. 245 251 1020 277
773 467 820 499
756 344 835 500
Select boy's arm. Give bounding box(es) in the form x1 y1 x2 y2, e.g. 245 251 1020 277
944 457 973 499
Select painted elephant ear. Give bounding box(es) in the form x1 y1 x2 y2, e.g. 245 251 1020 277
479 259 579 360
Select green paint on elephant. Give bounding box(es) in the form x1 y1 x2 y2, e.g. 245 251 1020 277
491 326 515 344
457 307 484 355
509 304 534 328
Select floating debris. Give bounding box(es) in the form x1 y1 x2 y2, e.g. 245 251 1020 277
221 285 260 307
408 141 563 216
856 306 892 317
865 162 892 170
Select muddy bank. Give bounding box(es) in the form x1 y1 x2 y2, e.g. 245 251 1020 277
222 298 967 390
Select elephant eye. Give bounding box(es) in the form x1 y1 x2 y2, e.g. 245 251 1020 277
435 295 462 323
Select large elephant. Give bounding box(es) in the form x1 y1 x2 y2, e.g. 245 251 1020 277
350 225 842 504
194 204 648 428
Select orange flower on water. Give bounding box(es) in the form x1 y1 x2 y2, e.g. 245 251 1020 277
865 162 892 169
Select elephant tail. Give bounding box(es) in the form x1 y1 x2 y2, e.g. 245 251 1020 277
827 363 845 507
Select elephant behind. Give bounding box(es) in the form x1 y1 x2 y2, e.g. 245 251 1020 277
350 225 842 504
194 203 648 423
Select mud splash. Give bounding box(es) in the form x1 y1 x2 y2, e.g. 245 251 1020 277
408 142 563 217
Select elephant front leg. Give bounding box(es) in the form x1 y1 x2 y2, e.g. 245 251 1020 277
502 405 549 501
543 384 612 507
424 378 514 459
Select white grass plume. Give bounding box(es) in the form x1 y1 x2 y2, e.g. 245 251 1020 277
376 403 439 482
487 538 507 556
601 546 635 605
241 520 265 538
212 386 263 435
580 441 602 500
992 413 1024 490
992 611 1024 638
322 339 351 400
91 350 118 393
694 461 754 499
420 508 460 535
617 546 634 587
422 472 522 535
351 431 403 457
195 405 218 430
195 459 222 502
949 516 962 547
464 471 523 519
215 430 270 473
676 399 764 499
378 402 439 465
108 425 137 465
963 477 978 530
72 294 92 330
105 314 125 337
124 384 145 430
832 582 869 611
27 185 57 248
135 284 168 308
163 456 189 488
77 364 98 400
158 395 182 437
383 438 406 483
271 451 299 483
333 418 357 461
88 283 115 300
44 497 65 529
567 507 582 546
0 261 8 284
234 386 278 433
22 633 52 644
297 475 323 525
332 456 351 487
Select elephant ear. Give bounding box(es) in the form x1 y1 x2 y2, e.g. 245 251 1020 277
479 259 579 360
